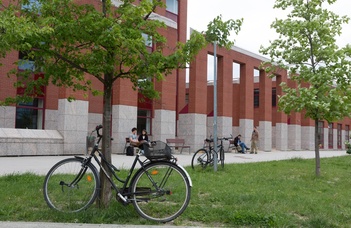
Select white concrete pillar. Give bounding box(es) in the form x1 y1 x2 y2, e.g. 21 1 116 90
178 113 207 153
276 123 288 151
57 99 88 155
288 125 301 150
259 121 272 152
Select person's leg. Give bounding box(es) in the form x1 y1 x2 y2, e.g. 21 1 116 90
251 141 256 153
239 142 246 153
242 142 249 150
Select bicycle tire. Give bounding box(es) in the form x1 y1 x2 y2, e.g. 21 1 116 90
43 157 100 213
219 146 225 168
130 161 191 222
191 148 209 170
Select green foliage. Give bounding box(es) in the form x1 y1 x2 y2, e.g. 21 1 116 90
2 156 351 226
0 0 207 104
260 0 351 123
204 14 243 49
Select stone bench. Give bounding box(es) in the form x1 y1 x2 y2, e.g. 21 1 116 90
166 138 191 154
0 128 63 156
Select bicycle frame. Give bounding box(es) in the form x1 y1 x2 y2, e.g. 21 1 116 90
77 126 192 204
205 139 224 158
79 136 145 203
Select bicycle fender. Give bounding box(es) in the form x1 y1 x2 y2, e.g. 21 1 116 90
176 164 193 187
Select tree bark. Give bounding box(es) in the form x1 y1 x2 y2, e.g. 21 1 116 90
314 119 321 176
98 72 114 207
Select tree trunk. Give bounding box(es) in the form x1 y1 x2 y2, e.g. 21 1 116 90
314 119 321 176
98 72 114 207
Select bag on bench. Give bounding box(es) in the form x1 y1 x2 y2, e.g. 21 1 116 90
126 146 134 156
236 145 242 152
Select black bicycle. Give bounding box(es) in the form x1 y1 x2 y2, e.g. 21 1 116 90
43 125 192 223
191 136 232 171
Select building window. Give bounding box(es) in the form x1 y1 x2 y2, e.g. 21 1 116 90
337 124 342 149
137 109 152 136
22 0 41 13
272 88 276 107
166 0 178 15
17 52 45 129
18 51 35 71
318 121 324 148
254 89 259 108
328 123 333 149
142 33 153 48
16 98 44 129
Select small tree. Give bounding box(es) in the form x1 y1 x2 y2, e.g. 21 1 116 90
0 0 242 205
260 0 351 176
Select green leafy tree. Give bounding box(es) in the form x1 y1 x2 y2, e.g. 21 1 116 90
0 0 242 205
260 0 351 176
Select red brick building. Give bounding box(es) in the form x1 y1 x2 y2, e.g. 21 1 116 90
0 0 349 156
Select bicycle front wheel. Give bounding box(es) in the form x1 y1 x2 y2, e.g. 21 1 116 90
43 157 100 213
131 162 191 222
191 148 209 171
219 147 225 168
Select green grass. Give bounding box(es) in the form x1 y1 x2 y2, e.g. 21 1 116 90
1 156 351 227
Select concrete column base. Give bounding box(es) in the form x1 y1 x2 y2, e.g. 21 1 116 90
152 109 176 142
259 121 272 152
288 125 301 150
112 105 137 154
207 116 233 150
239 119 254 144
58 99 88 155
276 123 288 151
0 106 15 128
301 126 315 150
178 113 207 152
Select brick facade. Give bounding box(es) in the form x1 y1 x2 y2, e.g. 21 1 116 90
0 0 350 155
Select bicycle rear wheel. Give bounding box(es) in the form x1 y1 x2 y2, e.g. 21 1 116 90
43 157 100 213
219 147 225 168
191 149 209 170
130 162 191 222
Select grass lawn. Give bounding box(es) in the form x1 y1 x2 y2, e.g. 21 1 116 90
1 156 351 227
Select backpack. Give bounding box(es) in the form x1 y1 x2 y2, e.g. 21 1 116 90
126 146 134 156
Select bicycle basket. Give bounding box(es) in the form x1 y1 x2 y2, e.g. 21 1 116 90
86 135 96 154
143 141 172 161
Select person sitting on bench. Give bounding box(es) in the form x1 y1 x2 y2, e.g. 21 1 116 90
138 129 150 146
234 134 250 154
129 127 140 147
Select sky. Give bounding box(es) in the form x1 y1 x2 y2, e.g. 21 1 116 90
187 0 351 57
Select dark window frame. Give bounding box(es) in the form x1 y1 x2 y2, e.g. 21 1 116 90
328 123 333 149
337 124 342 149
254 88 259 108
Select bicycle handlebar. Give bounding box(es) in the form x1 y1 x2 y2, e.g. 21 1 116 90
95 125 103 137
204 135 232 143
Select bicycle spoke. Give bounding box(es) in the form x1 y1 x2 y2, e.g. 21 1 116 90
43 158 100 213
131 162 191 222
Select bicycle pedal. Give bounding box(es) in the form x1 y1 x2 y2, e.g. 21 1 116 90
116 193 129 205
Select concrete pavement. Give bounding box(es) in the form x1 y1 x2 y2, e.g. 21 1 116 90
0 149 347 176
0 149 347 227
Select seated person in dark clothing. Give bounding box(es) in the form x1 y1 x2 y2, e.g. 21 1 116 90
234 134 250 153
138 129 149 144
138 129 151 150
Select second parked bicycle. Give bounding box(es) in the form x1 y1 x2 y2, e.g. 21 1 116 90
191 136 232 171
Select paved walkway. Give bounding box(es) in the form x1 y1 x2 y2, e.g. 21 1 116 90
0 149 347 227
0 149 347 176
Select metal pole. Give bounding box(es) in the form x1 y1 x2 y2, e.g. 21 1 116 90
213 41 218 171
